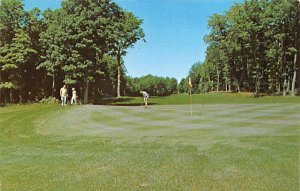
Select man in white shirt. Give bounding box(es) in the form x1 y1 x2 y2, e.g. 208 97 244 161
60 85 68 106
140 90 149 108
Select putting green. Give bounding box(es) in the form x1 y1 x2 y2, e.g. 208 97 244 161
38 104 299 139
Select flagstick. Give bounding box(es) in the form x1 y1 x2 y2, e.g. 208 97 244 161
188 77 193 116
189 86 192 116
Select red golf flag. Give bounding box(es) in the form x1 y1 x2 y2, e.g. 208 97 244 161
189 78 192 88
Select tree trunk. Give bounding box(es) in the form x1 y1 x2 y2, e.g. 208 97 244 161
296 1 300 96
0 70 2 104
80 86 83 103
283 78 287 96
52 73 55 97
84 79 89 104
19 94 23 103
298 51 300 96
298 50 300 96
217 68 220 92
277 82 281 94
255 82 259 96
117 65 121 98
254 60 261 97
291 53 297 96
19 88 23 103
237 82 240 93
291 71 296 96
208 76 211 92
287 80 290 95
255 74 260 97
10 89 13 103
239 70 245 92
298 56 300 96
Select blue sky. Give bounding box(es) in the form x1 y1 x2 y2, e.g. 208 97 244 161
24 0 242 81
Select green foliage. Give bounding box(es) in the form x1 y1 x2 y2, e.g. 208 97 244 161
0 0 145 103
0 82 16 89
108 11 145 97
0 28 36 94
1 0 298 104
38 9 65 76
200 0 299 95
126 75 178 96
38 96 60 104
0 0 24 45
178 78 188 93
0 0 47 102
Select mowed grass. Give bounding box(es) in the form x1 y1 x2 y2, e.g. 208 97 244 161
1 94 300 190
106 92 300 105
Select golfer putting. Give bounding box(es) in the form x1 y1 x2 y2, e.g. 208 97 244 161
140 90 149 108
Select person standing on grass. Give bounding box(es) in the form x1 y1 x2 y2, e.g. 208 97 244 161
140 90 149 108
71 87 77 105
60 85 68 106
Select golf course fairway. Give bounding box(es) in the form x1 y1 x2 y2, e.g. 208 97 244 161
1 96 299 190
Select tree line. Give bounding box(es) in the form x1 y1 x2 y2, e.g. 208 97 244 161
181 0 300 96
125 75 178 96
1 0 149 104
2 0 299 105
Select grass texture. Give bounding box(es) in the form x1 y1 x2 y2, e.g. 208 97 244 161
1 93 299 190
104 92 300 105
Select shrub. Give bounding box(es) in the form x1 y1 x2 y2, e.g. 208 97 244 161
39 97 60 104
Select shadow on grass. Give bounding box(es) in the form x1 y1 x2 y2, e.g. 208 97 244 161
95 97 157 106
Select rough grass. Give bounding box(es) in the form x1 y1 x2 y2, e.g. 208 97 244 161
1 94 300 190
